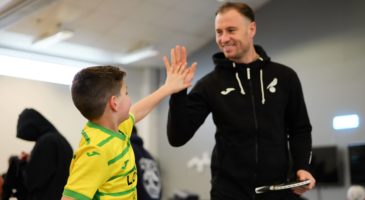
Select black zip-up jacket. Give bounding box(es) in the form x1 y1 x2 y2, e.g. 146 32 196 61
167 45 312 200
16 108 73 200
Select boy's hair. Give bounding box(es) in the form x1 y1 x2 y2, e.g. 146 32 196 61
71 66 126 120
215 2 255 22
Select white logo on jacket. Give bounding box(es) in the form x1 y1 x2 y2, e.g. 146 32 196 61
267 78 278 93
221 88 235 95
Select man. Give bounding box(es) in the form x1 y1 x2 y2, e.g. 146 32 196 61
15 108 73 200
166 2 315 200
1 156 27 200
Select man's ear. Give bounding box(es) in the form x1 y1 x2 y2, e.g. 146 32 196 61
109 95 118 112
249 21 256 38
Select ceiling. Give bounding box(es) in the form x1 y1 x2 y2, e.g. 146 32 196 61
0 0 269 68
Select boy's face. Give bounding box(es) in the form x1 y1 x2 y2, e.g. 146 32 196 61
117 81 131 122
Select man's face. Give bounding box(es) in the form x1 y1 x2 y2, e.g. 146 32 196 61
215 9 256 62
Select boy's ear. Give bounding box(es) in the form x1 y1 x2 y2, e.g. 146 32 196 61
109 95 118 111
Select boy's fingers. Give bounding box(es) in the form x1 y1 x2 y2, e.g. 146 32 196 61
163 56 171 72
181 46 187 64
176 45 181 63
171 48 176 66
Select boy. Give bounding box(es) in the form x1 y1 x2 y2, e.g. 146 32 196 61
62 46 196 200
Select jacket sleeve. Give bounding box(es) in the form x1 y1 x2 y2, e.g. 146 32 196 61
167 81 211 147
285 71 312 172
24 134 57 191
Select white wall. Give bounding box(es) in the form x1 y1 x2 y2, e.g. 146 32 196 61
0 75 83 172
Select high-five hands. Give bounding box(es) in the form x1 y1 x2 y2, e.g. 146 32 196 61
163 45 197 93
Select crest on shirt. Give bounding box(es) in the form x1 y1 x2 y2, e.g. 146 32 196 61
220 87 235 95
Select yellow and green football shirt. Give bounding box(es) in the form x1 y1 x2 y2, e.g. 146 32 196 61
63 115 137 200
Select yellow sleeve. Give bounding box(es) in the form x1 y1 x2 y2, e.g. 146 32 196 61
63 145 109 199
118 114 135 138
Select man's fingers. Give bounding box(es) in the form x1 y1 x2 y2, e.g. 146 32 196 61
173 62 184 74
182 67 190 77
190 62 197 74
292 186 308 195
183 82 192 89
308 180 316 189
178 63 187 74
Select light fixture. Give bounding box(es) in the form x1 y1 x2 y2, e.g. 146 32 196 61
0 49 94 85
117 46 159 64
32 30 74 48
333 114 360 130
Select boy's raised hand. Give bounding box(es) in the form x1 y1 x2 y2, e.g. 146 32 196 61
163 45 197 93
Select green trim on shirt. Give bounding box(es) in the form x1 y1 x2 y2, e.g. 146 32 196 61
63 189 91 200
97 135 114 147
107 165 137 181
81 130 91 144
87 121 126 141
108 141 131 165
95 186 136 197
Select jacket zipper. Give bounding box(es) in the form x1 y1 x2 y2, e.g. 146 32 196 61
247 68 259 199
247 68 258 130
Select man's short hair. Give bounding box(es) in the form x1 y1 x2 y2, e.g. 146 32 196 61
216 2 255 22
